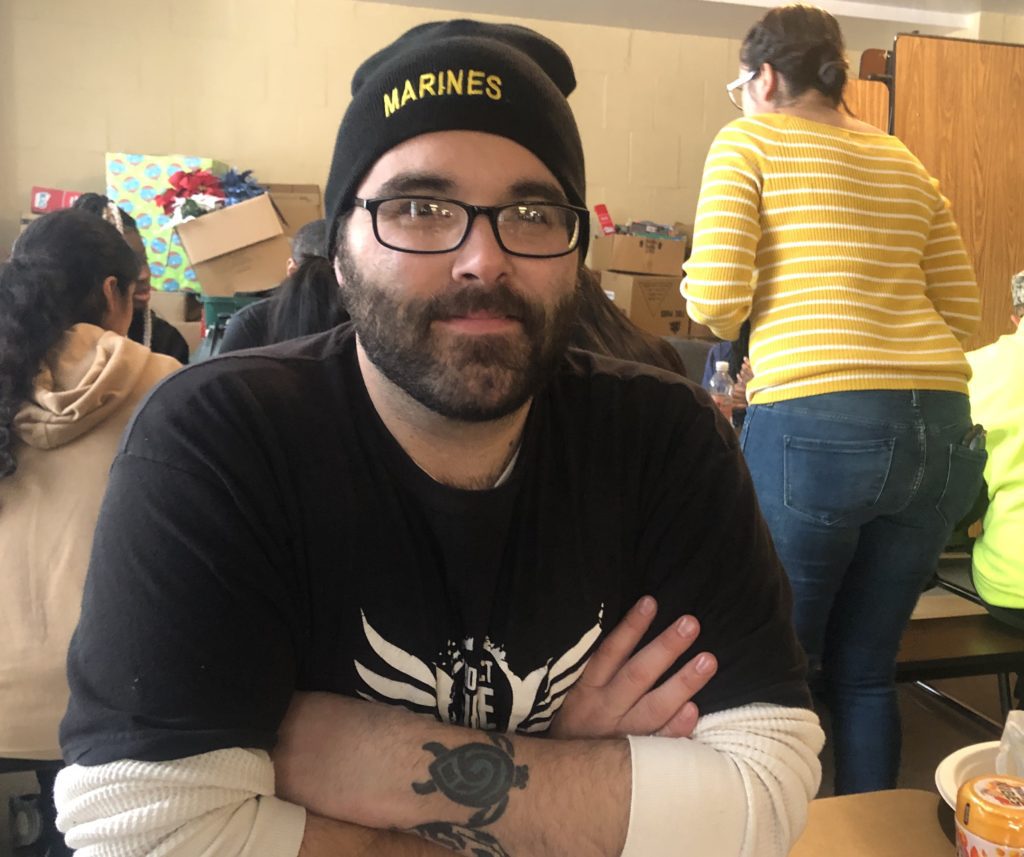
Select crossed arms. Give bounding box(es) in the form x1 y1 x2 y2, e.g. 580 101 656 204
57 599 823 857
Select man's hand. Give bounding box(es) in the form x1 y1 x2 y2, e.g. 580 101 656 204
549 596 717 740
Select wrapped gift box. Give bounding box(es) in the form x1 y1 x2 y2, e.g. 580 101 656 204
105 152 228 293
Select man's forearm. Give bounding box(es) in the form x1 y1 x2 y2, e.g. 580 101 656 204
300 812 451 857
276 694 631 857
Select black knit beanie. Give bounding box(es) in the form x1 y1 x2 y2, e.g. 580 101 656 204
323 19 588 258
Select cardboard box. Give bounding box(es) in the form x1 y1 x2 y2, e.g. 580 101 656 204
589 234 686 277
688 321 715 340
600 271 688 338
149 289 202 322
168 320 203 357
30 186 83 214
266 183 323 237
105 152 228 293
175 194 291 297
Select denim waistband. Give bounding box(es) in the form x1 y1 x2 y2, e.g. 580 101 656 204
752 389 971 430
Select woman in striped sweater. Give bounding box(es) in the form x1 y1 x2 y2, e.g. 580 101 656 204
683 5 986 794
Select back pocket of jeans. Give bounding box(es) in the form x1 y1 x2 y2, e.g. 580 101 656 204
783 435 896 526
936 444 988 527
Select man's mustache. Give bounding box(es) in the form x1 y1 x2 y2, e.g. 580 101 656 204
420 284 544 330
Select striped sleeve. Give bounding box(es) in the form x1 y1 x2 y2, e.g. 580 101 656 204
921 186 980 343
683 126 763 341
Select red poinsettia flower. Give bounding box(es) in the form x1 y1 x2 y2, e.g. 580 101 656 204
155 169 226 215
182 169 224 198
167 170 187 192
154 188 178 215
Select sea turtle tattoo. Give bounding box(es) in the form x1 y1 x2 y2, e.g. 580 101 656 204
412 733 529 827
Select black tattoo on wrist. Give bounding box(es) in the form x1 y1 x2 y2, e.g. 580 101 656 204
403 821 511 857
403 733 528 855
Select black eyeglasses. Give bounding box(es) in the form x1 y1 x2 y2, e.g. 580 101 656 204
353 196 589 258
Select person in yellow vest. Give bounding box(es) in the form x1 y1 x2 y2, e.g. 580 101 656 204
682 4 986 795
967 271 1024 628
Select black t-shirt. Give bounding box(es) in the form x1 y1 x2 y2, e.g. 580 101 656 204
128 310 190 364
218 298 273 353
61 324 809 765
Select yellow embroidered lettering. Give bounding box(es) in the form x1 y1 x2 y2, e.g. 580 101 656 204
446 69 464 95
401 79 417 107
386 69 503 116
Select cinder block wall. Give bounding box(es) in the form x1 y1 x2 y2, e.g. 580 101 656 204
0 0 757 257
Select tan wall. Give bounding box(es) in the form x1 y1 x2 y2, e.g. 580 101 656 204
0 0 754 258
977 11 1024 44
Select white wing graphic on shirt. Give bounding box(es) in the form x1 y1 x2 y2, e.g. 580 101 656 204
355 607 603 733
511 617 603 733
355 610 448 715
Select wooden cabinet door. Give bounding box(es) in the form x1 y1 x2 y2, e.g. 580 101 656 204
894 34 1024 350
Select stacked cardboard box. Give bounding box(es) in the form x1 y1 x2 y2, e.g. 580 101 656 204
589 229 698 339
598 272 689 338
174 187 323 298
266 183 324 237
589 233 686 278
105 153 323 296
147 290 203 357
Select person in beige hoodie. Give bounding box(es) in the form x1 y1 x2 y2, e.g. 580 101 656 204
0 208 179 854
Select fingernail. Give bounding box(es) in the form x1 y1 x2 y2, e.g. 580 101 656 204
677 616 697 636
695 653 715 675
637 596 655 616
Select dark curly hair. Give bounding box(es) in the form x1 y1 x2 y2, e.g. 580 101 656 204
0 209 139 479
740 5 849 106
72 192 139 234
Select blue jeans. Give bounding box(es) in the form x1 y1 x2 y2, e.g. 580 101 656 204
741 390 986 794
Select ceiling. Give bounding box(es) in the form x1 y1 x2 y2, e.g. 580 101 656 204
364 0 1018 49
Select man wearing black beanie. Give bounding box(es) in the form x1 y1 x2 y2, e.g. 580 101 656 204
57 20 821 857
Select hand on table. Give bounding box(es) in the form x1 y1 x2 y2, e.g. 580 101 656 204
549 596 717 741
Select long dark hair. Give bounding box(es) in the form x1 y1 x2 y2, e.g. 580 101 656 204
741 5 848 106
266 219 348 342
0 210 139 478
570 268 687 376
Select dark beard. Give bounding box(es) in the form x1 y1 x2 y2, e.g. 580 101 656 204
340 257 579 422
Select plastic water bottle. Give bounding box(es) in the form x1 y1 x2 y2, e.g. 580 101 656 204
707 361 734 422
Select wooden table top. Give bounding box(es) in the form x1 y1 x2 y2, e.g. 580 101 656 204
789 789 953 856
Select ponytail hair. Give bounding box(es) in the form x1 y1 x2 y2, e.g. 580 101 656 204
0 210 139 479
266 255 348 342
73 192 139 234
741 5 849 106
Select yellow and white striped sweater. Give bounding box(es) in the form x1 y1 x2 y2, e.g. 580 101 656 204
682 114 980 404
